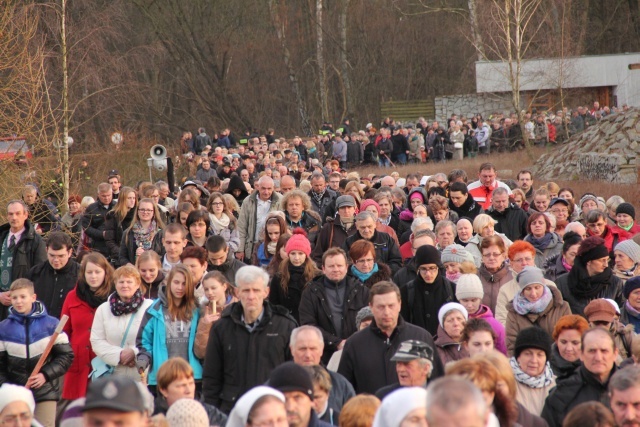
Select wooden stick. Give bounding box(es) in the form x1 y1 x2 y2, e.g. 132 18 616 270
26 315 68 389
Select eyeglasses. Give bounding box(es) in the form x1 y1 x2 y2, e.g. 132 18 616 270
418 266 439 274
355 258 375 265
482 252 503 258
211 202 224 206
138 209 154 213
511 256 534 264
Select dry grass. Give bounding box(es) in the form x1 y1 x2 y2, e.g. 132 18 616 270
355 147 639 204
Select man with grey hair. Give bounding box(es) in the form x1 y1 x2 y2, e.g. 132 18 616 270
236 175 282 260
375 340 435 400
0 200 47 320
487 186 528 241
426 377 489 427
289 325 356 416
435 220 456 250
344 211 402 273
202 265 297 413
608 365 640 426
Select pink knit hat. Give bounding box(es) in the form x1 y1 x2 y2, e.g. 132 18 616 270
360 199 380 215
285 228 311 256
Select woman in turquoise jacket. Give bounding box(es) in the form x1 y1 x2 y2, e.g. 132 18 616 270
136 264 202 389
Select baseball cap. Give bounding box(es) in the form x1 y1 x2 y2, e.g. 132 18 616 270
82 376 145 413
390 340 434 362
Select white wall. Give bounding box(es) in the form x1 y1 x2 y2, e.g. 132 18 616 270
475 53 640 106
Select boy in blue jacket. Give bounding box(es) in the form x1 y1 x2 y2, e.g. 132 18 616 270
0 278 74 427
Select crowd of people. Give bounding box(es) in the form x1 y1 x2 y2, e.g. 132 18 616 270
1 110 640 427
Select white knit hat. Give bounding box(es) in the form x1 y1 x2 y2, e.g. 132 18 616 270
0 384 35 415
455 274 484 300
438 302 468 329
227 386 285 427
166 399 209 427
372 387 428 427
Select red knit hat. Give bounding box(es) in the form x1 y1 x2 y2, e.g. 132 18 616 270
360 199 380 215
285 228 311 257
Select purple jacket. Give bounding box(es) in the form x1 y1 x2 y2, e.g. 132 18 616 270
470 304 507 355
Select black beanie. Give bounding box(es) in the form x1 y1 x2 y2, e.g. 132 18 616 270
616 202 636 219
414 245 442 267
577 236 610 263
267 362 314 400
514 327 552 360
624 276 640 299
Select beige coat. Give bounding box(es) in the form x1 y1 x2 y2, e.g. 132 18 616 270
495 276 557 326
515 377 556 416
506 286 571 356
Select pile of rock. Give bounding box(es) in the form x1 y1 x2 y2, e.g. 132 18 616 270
534 108 640 184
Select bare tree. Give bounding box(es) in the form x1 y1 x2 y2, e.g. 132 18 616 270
316 0 329 123
267 0 313 136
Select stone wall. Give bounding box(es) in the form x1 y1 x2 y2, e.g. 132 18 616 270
534 108 640 184
434 93 515 122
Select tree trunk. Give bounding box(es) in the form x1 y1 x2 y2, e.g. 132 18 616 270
338 0 353 120
316 0 329 123
468 0 485 60
266 0 312 136
61 0 70 214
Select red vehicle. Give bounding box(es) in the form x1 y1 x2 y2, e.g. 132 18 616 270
0 136 32 163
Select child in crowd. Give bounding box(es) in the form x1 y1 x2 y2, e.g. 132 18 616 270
0 279 73 427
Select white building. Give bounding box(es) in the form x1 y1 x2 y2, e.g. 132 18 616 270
475 53 640 109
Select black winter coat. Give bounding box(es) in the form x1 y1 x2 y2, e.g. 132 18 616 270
299 275 369 358
202 301 297 413
363 143 376 164
344 231 402 274
82 200 116 256
542 365 616 427
285 210 322 250
0 302 74 402
118 228 164 267
544 254 569 283
375 138 393 158
337 317 444 394
346 141 363 166
393 260 418 289
556 264 624 316
311 218 357 266
328 371 355 419
269 266 320 323
401 273 457 336
27 260 80 319
487 204 529 241
103 208 135 264
449 196 484 223
309 189 338 224
0 221 47 321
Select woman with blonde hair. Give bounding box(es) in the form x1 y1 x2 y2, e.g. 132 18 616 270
119 198 165 266
446 357 518 427
104 186 137 266
465 214 512 267
136 264 202 388
339 395 380 427
344 181 363 211
91 265 153 382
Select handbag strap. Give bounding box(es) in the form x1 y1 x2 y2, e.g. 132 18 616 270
120 313 137 348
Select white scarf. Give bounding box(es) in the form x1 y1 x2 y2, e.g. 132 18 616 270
509 357 554 388
209 213 230 233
